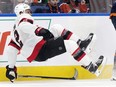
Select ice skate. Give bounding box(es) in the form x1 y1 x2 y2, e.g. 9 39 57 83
82 55 107 76
77 33 96 53
111 51 116 81
111 77 116 81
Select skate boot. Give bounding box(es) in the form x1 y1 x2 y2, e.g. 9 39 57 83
82 55 107 76
111 51 116 81
77 33 96 52
111 68 116 81
111 77 116 81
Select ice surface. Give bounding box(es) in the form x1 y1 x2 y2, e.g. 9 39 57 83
0 79 116 87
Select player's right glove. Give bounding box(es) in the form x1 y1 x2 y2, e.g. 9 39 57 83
6 65 17 82
35 28 54 40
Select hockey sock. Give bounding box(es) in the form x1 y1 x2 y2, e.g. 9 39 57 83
72 47 92 66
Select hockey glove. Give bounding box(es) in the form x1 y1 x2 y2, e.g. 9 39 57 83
35 28 54 40
6 65 17 82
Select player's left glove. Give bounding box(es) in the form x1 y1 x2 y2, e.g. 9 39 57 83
6 65 17 82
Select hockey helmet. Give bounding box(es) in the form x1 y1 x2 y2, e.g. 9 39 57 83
14 3 31 16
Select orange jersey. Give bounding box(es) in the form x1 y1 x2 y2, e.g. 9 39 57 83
33 0 38 3
78 3 88 13
59 3 71 13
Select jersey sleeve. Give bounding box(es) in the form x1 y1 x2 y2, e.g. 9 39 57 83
18 22 38 35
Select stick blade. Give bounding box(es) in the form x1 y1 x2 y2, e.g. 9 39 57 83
71 68 78 80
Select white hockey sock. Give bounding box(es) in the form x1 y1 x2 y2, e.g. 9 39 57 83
69 33 80 43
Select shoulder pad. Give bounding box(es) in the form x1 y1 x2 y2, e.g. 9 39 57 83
17 14 34 25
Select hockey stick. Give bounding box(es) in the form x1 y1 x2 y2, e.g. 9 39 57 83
18 68 78 80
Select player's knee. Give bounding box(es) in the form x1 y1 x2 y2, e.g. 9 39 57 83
50 24 64 35
51 24 64 30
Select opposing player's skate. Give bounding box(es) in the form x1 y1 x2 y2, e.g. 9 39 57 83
111 77 116 81
82 55 107 76
111 51 116 81
77 33 96 53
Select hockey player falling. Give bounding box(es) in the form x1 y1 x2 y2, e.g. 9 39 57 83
5 3 106 82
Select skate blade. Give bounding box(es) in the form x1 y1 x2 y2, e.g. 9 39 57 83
94 69 101 77
85 34 96 53
94 56 107 77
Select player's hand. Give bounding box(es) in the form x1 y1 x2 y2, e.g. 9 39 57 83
6 65 17 82
35 28 54 40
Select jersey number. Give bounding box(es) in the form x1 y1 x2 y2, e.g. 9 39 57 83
14 30 23 47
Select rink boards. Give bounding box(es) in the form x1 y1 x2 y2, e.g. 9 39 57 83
0 13 116 81
0 65 113 81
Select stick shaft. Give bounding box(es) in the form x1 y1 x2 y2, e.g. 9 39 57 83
18 75 75 80
18 69 78 80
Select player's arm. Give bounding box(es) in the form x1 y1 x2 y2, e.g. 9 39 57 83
18 21 37 35
19 22 54 40
35 27 54 40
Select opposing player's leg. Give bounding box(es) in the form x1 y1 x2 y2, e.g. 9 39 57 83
64 40 106 76
111 51 116 81
111 70 116 81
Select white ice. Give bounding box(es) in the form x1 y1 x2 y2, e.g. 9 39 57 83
0 79 116 87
